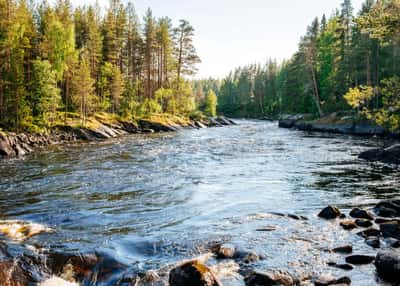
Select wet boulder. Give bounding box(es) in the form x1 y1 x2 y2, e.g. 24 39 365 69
349 207 374 220
314 274 351 286
357 228 380 238
215 117 232 126
340 220 357 230
374 200 400 218
359 144 400 165
216 244 236 259
375 251 400 283
380 221 400 240
47 251 126 284
0 260 32 286
318 206 341 219
169 260 221 286
327 262 353 271
332 245 353 254
355 219 373 228
365 237 380 248
345 255 375 265
0 135 15 157
244 270 296 286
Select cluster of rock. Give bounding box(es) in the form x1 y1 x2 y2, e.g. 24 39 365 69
1 200 399 286
318 200 400 284
0 116 236 158
0 131 77 157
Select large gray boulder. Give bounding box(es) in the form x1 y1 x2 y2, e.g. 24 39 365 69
375 251 400 283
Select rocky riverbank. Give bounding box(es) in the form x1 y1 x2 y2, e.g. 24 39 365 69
278 113 400 165
278 113 396 137
0 116 236 158
0 200 399 286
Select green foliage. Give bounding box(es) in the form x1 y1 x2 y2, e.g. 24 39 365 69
0 0 201 132
204 90 217 117
71 55 96 125
32 60 60 126
139 98 162 116
155 88 176 114
345 77 400 131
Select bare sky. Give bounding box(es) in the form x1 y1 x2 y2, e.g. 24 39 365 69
72 0 365 78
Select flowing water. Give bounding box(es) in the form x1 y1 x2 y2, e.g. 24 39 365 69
0 120 399 285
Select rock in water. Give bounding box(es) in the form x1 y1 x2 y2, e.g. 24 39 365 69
349 208 374 220
359 144 400 164
374 200 400 217
340 220 357 230
365 237 380 249
375 251 400 283
314 274 351 286
355 219 373 228
244 271 295 286
380 221 400 239
332 245 353 254
357 228 381 238
169 260 221 286
345 255 375 265
217 244 236 259
318 206 341 219
0 260 32 286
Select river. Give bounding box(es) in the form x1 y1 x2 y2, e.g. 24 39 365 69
0 120 399 285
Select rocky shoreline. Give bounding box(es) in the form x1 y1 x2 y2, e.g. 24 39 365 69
278 114 396 137
0 116 236 159
278 114 400 165
0 200 399 286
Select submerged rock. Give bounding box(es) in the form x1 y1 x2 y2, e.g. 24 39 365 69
374 200 400 217
355 219 373 228
327 262 354 271
318 206 341 219
340 220 357 230
357 228 381 238
359 144 400 164
169 260 221 286
375 251 400 283
244 270 296 286
216 244 236 259
345 255 375 265
314 274 351 286
365 237 380 249
349 208 374 220
332 245 353 254
380 221 400 239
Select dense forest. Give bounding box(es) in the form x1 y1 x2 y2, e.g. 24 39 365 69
206 0 400 131
0 0 209 132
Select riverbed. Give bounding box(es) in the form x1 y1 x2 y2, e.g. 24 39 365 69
0 120 399 285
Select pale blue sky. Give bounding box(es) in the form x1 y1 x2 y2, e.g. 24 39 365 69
73 0 365 78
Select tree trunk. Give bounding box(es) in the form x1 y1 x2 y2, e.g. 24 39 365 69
310 66 323 117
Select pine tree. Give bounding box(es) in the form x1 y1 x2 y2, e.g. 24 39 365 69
204 90 217 117
143 8 156 99
173 20 200 90
71 54 96 125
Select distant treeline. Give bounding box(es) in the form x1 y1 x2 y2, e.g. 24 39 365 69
195 0 400 131
0 0 207 132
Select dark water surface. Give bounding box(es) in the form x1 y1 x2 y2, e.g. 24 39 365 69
0 120 399 285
